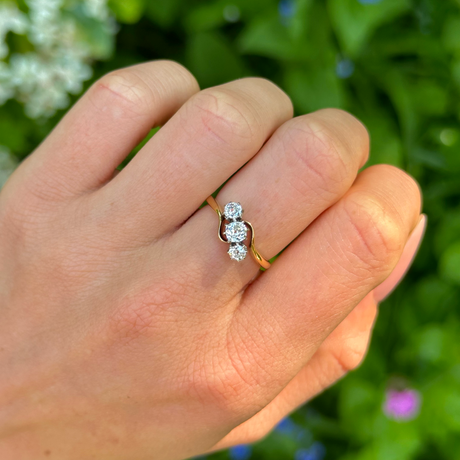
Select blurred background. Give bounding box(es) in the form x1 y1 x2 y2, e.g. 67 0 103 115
1 0 460 459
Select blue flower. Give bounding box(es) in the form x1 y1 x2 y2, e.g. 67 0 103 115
275 417 297 435
278 0 296 18
358 0 382 4
336 58 355 79
229 444 252 460
295 442 326 460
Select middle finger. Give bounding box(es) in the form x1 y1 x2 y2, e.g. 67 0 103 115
97 77 293 241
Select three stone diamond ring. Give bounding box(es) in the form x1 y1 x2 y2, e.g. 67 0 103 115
206 195 271 269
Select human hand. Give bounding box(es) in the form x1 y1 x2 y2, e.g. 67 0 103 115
0 61 424 460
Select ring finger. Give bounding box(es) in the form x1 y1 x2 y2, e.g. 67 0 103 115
174 108 369 296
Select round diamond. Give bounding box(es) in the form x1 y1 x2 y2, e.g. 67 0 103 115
228 243 248 261
225 221 247 243
224 202 243 220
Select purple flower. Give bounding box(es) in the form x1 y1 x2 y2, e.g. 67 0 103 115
358 0 382 4
383 388 421 421
229 444 252 460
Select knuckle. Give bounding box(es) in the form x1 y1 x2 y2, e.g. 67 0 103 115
94 70 154 115
185 358 263 422
157 59 199 89
330 341 368 374
281 117 352 198
181 354 253 421
320 108 369 137
341 189 406 274
180 330 269 421
0 189 54 242
187 88 259 148
378 164 422 211
317 108 370 162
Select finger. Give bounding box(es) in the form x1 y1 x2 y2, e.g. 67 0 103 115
214 213 426 449
173 109 369 300
225 165 421 415
20 60 200 196
97 78 293 240
212 293 377 450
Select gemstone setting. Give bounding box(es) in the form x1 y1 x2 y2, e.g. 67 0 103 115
225 221 248 243
228 243 248 261
224 202 243 220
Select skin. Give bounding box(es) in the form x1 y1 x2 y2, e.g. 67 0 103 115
0 61 424 460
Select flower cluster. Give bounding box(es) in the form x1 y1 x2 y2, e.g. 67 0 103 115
0 0 116 118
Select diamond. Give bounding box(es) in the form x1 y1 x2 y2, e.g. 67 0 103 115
224 202 243 220
225 221 247 243
228 243 248 261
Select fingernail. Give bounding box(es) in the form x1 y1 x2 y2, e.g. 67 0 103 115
373 214 427 303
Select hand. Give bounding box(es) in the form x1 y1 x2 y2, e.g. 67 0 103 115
0 61 423 460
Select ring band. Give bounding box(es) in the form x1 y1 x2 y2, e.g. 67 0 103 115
206 196 271 270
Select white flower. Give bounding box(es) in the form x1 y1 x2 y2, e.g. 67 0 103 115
84 0 109 20
0 0 115 118
0 3 27 58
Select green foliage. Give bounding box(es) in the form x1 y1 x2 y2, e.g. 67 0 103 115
109 0 144 24
329 0 411 57
2 0 460 458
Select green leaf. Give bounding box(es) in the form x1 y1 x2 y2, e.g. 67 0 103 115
186 32 246 87
422 369 460 444
328 0 411 57
183 2 227 34
415 276 458 319
146 0 183 28
338 377 378 442
442 16 460 54
0 112 29 153
381 69 418 147
452 58 460 89
440 240 460 285
108 0 144 24
371 418 422 460
238 11 305 61
360 110 403 167
238 1 330 63
411 80 448 117
413 325 451 365
289 0 315 41
434 210 460 257
444 391 460 431
284 65 344 113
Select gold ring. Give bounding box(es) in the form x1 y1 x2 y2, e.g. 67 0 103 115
206 196 271 270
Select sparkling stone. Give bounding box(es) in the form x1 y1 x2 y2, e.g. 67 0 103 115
228 243 247 261
225 221 247 243
224 202 243 220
